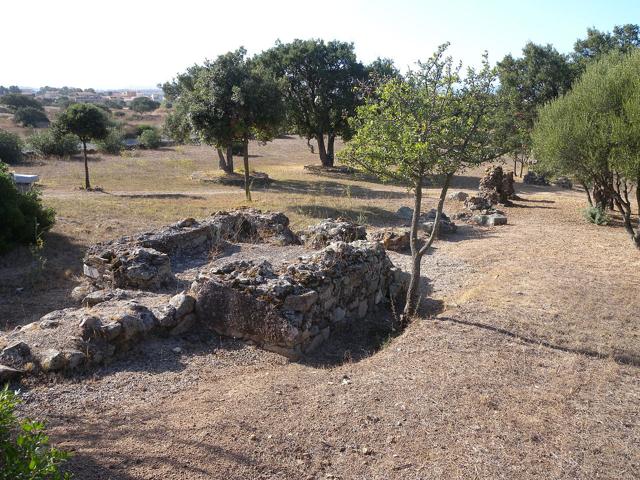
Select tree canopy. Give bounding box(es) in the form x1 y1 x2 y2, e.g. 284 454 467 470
0 94 44 112
259 39 367 167
55 103 110 190
339 44 504 316
13 107 49 127
129 96 160 113
533 50 640 248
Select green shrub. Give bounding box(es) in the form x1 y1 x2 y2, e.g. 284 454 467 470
0 94 44 112
0 129 23 164
113 110 125 117
583 206 610 225
0 386 71 479
13 107 49 127
95 128 123 154
129 96 160 113
0 162 56 253
138 127 161 149
28 130 79 158
135 124 156 136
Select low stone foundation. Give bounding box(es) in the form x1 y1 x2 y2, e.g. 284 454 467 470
0 210 404 376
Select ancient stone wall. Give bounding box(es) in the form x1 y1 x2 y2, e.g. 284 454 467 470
193 240 402 358
0 211 403 378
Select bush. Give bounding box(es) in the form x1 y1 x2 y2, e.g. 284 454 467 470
129 96 160 113
138 127 161 149
583 206 610 225
0 163 55 254
135 124 156 136
14 107 49 127
95 128 123 154
0 386 71 479
0 129 23 164
28 130 80 158
113 110 125 117
0 94 44 112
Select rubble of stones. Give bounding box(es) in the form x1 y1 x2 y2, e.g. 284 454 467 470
461 166 513 226
0 209 403 380
523 171 549 186
396 207 458 236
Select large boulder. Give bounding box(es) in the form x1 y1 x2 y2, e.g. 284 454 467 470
299 218 367 248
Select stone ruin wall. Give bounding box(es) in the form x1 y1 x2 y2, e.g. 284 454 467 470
0 210 403 379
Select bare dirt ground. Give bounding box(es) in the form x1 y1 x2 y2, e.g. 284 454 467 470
1 136 639 479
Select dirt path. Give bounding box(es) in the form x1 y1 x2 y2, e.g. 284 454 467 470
18 188 640 479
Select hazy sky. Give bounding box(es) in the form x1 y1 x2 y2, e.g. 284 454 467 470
2 0 638 89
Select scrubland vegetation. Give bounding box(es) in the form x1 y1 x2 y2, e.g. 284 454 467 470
0 22 639 480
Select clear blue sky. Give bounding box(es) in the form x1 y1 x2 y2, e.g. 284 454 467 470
2 0 638 89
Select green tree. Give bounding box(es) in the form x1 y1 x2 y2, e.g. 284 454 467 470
339 44 504 317
129 96 160 113
0 94 44 112
534 50 640 248
164 49 284 198
497 43 575 175
28 130 80 158
259 39 366 167
0 129 23 164
54 103 109 189
573 24 640 65
138 127 161 149
13 107 49 127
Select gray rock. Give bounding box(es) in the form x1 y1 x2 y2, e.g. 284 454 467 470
64 350 85 369
283 291 319 312
170 292 196 318
396 206 414 220
153 304 177 328
39 349 67 372
170 313 197 336
101 322 122 341
448 191 469 201
333 307 346 323
0 341 31 368
0 364 21 382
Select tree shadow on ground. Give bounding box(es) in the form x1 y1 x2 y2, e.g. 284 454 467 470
47 407 279 480
110 192 207 200
0 231 86 329
260 178 411 200
288 204 402 228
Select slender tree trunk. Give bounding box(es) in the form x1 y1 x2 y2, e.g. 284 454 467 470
402 172 453 319
580 181 593 206
513 157 517 174
243 136 251 202
519 160 524 177
217 147 229 172
326 133 336 168
82 140 91 190
226 145 234 173
316 134 331 168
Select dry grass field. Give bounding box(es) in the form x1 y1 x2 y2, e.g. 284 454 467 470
1 136 639 479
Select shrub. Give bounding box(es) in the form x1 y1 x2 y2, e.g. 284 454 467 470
113 110 125 117
583 206 610 225
0 386 71 479
95 128 123 154
0 163 55 254
138 127 161 149
0 94 44 112
129 96 160 113
28 130 80 158
135 124 156 136
14 107 49 127
0 129 23 164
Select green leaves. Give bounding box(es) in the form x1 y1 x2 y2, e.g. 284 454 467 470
0 386 72 479
55 103 109 143
339 44 503 187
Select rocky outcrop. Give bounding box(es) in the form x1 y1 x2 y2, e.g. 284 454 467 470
299 218 367 248
369 229 410 252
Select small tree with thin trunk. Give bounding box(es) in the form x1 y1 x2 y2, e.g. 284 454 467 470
339 44 504 318
54 103 109 190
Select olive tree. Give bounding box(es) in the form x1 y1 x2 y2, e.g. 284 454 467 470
54 103 109 190
259 39 366 167
533 50 640 248
339 44 504 318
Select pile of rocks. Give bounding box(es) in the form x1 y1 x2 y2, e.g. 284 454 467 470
523 171 549 186
554 176 573 189
1 210 405 377
369 229 410 252
396 207 457 237
0 289 196 375
298 218 367 249
465 165 515 209
194 241 402 358
83 209 300 290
